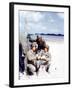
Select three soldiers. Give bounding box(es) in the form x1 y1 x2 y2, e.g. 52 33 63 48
19 36 51 75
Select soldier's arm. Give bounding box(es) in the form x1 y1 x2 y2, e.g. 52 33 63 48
46 53 51 61
27 51 36 61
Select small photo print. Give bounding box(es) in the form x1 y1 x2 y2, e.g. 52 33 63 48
19 11 64 80
10 3 70 87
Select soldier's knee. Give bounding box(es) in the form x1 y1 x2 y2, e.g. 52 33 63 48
27 64 36 72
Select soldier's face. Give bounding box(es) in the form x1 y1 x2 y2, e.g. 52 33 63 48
32 46 36 51
44 48 48 52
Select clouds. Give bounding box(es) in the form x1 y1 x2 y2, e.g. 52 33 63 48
20 11 43 22
19 11 64 34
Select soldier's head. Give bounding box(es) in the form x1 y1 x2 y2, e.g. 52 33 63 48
31 43 38 52
44 45 49 52
37 35 39 39
39 36 42 42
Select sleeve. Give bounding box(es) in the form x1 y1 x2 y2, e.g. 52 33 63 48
27 51 36 61
38 50 44 56
46 53 51 61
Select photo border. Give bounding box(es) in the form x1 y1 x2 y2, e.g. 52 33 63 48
9 2 70 88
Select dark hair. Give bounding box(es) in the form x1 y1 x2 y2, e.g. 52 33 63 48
30 44 33 49
30 44 36 49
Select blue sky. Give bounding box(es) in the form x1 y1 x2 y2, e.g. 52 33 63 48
19 11 64 35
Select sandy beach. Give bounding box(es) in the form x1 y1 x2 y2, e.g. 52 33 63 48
18 37 68 85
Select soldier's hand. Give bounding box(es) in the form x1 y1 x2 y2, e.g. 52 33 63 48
38 56 41 60
41 56 46 59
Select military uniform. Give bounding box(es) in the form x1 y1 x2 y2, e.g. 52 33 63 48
27 50 37 75
36 50 51 72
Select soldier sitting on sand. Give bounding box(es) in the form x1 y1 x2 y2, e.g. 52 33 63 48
26 42 38 75
36 45 51 73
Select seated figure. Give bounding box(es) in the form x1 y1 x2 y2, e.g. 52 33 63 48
36 45 51 73
27 43 38 75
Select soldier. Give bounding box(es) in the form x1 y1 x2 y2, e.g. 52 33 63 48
36 36 46 51
36 45 51 73
27 42 38 75
19 42 25 74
